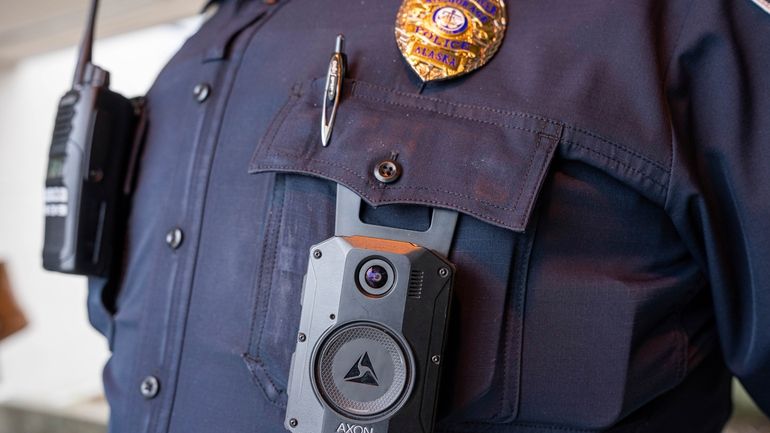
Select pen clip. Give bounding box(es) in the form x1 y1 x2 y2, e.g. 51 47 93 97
321 34 346 147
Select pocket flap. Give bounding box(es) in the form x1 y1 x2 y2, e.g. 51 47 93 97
249 79 563 232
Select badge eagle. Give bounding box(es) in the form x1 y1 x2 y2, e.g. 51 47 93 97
395 0 507 82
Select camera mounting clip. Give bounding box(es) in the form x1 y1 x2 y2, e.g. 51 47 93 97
334 185 459 257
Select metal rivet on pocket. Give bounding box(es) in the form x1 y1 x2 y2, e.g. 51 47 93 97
374 159 401 184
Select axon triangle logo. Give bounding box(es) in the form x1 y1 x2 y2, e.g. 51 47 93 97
344 352 379 386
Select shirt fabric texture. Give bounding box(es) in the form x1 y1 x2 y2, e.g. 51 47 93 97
85 0 770 432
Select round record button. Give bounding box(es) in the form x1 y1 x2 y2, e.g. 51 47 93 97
313 322 414 422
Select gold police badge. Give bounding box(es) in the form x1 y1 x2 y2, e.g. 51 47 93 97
395 0 507 82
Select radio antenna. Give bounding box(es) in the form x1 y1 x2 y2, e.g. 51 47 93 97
73 0 99 85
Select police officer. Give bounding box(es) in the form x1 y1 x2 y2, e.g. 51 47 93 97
85 0 770 432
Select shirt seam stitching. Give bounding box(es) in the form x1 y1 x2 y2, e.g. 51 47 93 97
662 0 698 206
354 80 666 170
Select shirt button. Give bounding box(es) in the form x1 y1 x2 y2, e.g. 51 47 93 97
193 83 211 103
140 376 160 399
165 227 184 249
374 159 402 184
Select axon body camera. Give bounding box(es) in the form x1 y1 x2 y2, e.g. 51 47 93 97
285 186 458 433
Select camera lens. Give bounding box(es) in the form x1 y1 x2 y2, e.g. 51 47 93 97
365 265 388 289
357 258 395 297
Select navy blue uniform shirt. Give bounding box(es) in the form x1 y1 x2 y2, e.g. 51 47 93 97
86 0 770 431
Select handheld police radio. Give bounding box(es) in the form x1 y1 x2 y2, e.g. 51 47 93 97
42 0 142 277
285 185 458 433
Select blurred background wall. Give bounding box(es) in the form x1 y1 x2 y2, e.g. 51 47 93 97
0 2 200 429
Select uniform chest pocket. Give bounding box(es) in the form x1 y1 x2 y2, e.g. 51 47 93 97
244 77 562 422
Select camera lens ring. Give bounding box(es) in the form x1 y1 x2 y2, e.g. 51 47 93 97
356 258 395 297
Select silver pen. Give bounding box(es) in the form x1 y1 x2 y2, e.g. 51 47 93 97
321 34 347 147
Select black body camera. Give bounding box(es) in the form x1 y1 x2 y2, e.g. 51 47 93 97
285 186 459 433
42 0 142 277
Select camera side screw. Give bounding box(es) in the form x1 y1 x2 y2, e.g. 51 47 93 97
312 249 322 259
298 333 306 342
431 355 441 365
438 267 450 278
289 418 298 428
329 313 336 320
